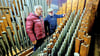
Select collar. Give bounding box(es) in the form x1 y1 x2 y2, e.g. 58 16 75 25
33 12 43 19
47 14 55 17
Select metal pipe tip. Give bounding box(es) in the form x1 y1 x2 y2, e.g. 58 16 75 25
24 4 27 6
6 12 9 14
2 17 6 19
2 31 7 34
0 20 3 22
0 36 2 39
6 26 10 29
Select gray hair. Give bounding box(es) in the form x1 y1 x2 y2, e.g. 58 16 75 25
34 5 42 12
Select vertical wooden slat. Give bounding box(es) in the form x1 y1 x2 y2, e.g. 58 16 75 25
2 17 8 27
72 0 79 14
78 0 85 14
75 37 83 53
0 24 2 35
67 0 73 13
0 20 6 31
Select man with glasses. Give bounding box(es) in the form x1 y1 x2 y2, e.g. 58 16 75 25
44 8 65 36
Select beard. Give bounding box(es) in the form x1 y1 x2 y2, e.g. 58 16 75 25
50 13 54 16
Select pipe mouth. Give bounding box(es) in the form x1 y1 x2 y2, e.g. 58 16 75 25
74 52 80 56
0 20 3 22
0 36 3 39
2 17 6 19
2 31 7 34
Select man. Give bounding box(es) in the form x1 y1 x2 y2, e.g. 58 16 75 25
44 8 65 35
26 5 45 51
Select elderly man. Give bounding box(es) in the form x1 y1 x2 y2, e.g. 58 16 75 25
26 5 45 51
44 8 65 35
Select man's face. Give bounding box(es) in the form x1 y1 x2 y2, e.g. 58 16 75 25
48 11 54 16
36 7 43 15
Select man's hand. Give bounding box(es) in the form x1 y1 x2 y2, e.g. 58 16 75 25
47 33 49 36
32 40 37 45
63 14 66 17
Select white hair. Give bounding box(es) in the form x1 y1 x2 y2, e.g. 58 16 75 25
34 5 42 12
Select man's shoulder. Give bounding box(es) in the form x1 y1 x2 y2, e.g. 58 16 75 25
27 14 38 20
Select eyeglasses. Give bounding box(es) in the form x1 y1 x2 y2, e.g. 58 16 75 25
49 11 53 13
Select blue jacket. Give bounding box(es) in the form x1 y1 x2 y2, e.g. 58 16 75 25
44 14 64 35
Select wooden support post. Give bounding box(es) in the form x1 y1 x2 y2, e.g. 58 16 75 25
80 43 89 56
75 37 84 53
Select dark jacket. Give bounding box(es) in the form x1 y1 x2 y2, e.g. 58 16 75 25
26 13 45 42
44 14 64 35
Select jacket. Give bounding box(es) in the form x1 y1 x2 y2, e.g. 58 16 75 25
26 13 45 42
44 14 64 34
